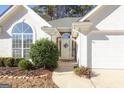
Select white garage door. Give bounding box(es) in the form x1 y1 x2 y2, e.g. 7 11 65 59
91 33 124 69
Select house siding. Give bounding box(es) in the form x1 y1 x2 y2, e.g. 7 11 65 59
90 32 124 69
0 6 51 57
78 5 124 69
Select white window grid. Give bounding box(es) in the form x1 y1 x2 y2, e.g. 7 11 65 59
12 22 33 59
12 33 33 58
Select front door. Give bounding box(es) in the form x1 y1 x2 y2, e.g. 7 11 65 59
60 33 72 60
61 38 72 59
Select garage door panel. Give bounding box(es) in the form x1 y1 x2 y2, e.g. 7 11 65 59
91 34 124 69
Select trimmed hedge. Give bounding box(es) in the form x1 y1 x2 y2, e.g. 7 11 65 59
14 58 24 67
0 58 5 67
29 39 59 70
4 58 15 67
0 57 24 67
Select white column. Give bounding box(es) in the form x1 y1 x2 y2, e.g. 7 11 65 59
72 22 92 67
78 32 88 67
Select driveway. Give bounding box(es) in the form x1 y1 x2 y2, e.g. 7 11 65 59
52 67 124 88
91 69 124 88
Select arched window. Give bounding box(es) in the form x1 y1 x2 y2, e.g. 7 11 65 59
12 22 33 59
62 33 70 39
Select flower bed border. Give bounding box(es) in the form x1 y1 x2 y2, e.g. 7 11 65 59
0 74 48 79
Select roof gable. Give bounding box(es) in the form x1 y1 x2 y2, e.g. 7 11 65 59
96 5 124 30
0 5 51 27
79 5 124 30
0 5 13 17
0 5 19 23
79 5 102 22
79 5 120 22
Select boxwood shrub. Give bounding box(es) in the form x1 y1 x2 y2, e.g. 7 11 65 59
18 59 32 70
0 57 24 67
0 57 5 67
29 39 59 70
4 57 15 67
14 58 24 67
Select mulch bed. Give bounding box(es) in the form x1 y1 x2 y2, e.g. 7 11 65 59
0 67 49 76
0 67 58 88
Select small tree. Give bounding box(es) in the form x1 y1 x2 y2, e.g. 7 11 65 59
29 39 59 70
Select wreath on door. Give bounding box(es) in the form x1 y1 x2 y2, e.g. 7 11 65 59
64 43 69 48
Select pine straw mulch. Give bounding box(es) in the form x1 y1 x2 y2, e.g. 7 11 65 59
0 67 58 88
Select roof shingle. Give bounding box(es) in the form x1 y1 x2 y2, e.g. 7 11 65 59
48 17 82 27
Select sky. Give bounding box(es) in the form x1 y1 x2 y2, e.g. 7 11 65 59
0 5 10 15
0 5 35 15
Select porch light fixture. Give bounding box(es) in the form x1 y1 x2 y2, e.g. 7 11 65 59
72 30 79 38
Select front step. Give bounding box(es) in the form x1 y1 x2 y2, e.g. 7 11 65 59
55 61 78 72
59 59 75 62
58 61 78 67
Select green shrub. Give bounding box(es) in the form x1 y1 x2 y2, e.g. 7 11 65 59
14 58 24 67
0 57 25 67
4 57 15 67
74 66 91 77
73 67 82 76
29 39 59 70
18 59 32 70
0 58 5 67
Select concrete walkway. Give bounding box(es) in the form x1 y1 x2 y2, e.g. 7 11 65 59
52 63 124 88
52 71 94 88
52 62 94 88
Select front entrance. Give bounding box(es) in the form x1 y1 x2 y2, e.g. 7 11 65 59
57 33 76 60
61 38 72 59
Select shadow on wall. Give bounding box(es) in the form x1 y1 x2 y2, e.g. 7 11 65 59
0 31 11 39
0 6 28 39
87 32 109 68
